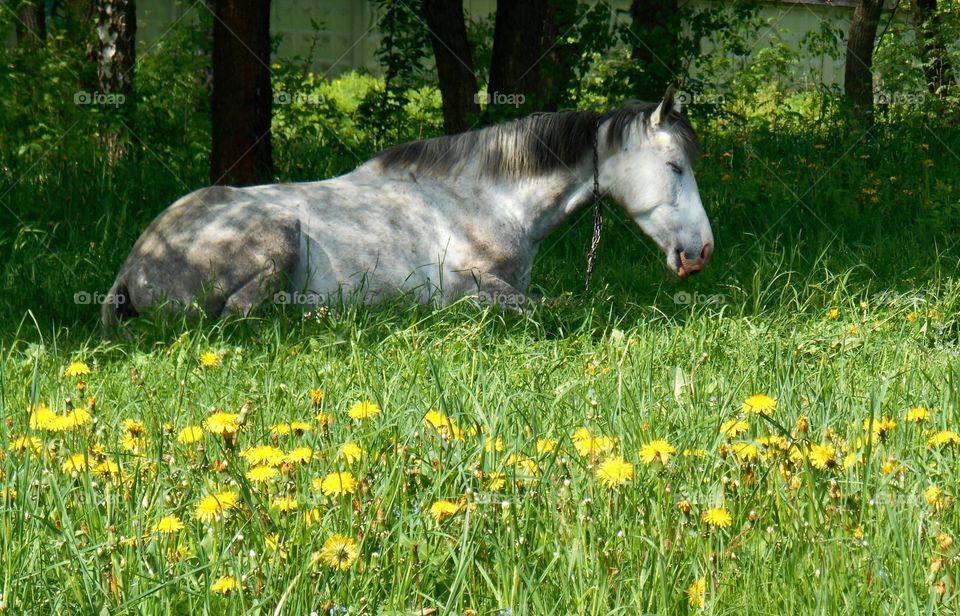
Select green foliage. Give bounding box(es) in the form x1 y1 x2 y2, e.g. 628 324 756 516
357 0 434 146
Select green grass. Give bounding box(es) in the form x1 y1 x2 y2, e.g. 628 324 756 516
1 78 960 613
1 270 959 614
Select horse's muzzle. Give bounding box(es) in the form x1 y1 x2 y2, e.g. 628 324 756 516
676 242 713 278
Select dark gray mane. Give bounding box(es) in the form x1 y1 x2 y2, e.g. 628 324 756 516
372 102 699 180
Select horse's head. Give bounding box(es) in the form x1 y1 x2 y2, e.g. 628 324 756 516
601 87 714 278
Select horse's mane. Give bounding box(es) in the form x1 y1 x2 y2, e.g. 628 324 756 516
372 102 700 180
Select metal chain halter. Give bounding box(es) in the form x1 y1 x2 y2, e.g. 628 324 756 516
585 121 603 291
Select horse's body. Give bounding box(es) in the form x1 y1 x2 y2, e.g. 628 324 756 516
102 88 713 328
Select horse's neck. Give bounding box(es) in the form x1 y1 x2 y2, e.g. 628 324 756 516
369 158 595 246
509 167 596 243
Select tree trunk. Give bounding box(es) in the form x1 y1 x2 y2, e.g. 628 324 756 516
96 0 136 97
629 0 680 102
844 0 884 117
423 0 479 134
15 0 46 47
488 0 546 116
536 0 577 111
210 0 273 186
96 0 136 160
911 0 955 96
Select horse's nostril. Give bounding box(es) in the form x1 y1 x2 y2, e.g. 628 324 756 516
701 242 713 262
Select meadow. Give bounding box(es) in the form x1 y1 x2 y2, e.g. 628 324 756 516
2 69 960 614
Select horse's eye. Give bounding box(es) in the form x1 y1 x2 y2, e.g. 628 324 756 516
667 162 683 175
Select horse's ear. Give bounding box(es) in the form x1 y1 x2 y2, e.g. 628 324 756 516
651 85 680 127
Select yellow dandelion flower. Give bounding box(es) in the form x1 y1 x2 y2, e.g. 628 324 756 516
720 419 749 437
61 453 90 473
702 507 732 528
843 451 862 470
314 412 334 427
906 312 919 321
289 420 312 434
178 426 204 444
423 410 464 440
0 489 17 502
483 437 505 453
928 430 960 448
64 408 92 430
638 439 676 465
317 471 357 496
864 417 896 441
794 416 810 433
271 496 299 512
337 442 363 464
572 428 617 458
430 500 459 522
199 352 220 368
826 308 840 320
731 442 759 462
285 446 313 465
757 435 788 451
678 499 692 514
265 533 282 553
595 456 634 489
906 407 929 422
210 575 238 594
924 486 943 509
11 436 42 455
65 361 91 377
536 438 556 454
241 445 285 467
194 490 239 522
348 400 381 420
809 444 836 470
486 471 506 491
121 433 146 453
204 412 240 436
122 419 147 435
688 577 706 608
742 394 777 416
153 514 185 534
166 544 191 562
302 507 322 526
28 404 58 431
246 465 278 483
318 534 358 570
514 457 539 479
938 533 953 550
308 388 324 406
93 460 121 477
271 423 292 436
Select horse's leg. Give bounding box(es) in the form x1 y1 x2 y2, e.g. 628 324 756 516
221 230 300 317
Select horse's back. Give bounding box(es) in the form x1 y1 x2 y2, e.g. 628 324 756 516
102 185 301 330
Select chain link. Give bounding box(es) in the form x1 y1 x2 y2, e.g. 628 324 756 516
585 121 603 291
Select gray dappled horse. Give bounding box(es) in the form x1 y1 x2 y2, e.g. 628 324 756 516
102 87 713 329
